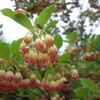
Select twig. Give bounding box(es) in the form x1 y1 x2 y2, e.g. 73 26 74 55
25 88 47 100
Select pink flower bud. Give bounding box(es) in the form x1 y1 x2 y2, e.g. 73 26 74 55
70 69 79 79
30 74 36 85
0 70 6 80
39 53 48 67
44 34 54 47
49 80 56 91
20 44 30 54
0 58 4 64
25 50 38 65
5 71 14 82
42 79 49 89
35 79 41 88
40 43 48 53
34 38 44 51
23 33 32 44
14 72 22 83
20 79 30 88
48 45 58 56
48 45 58 63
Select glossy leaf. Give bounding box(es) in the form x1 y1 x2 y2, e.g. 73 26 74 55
58 52 71 63
0 41 10 60
74 87 89 99
80 78 98 92
54 35 63 49
1 8 33 30
10 38 22 55
32 70 42 80
44 20 58 31
37 5 56 28
67 32 78 43
44 67 56 78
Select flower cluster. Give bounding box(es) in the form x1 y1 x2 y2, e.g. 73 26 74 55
65 46 81 56
42 73 69 91
20 74 41 89
0 69 41 93
0 70 22 93
20 33 58 67
83 51 100 61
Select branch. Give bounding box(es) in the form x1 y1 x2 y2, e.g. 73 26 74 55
25 89 47 100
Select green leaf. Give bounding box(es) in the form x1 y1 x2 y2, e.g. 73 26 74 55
32 70 42 80
1 8 33 30
37 5 56 28
10 38 22 55
44 20 58 31
74 87 89 99
80 78 98 92
44 67 56 78
19 89 39 100
58 52 71 63
67 32 78 43
0 41 10 60
54 35 63 49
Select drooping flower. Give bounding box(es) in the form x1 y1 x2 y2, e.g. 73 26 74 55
23 33 32 44
34 38 45 51
44 34 54 47
39 53 48 67
25 50 38 65
48 45 58 63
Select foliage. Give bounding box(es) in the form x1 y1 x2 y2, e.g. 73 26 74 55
73 78 99 100
0 2 100 100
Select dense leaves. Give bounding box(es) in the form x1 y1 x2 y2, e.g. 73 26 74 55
80 78 98 92
74 87 89 99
